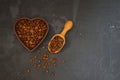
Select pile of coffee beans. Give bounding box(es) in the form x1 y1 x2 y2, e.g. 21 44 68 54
49 36 64 54
15 18 48 50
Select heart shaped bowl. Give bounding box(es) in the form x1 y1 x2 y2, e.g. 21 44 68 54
14 17 49 52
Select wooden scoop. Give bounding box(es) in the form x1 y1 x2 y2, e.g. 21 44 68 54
48 20 73 54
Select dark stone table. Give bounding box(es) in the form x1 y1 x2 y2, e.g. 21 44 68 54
0 0 120 80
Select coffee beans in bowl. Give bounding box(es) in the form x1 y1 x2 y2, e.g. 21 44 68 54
14 18 49 52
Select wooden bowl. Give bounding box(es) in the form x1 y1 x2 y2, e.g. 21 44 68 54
14 17 49 52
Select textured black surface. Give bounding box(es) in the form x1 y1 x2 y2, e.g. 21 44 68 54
0 0 120 80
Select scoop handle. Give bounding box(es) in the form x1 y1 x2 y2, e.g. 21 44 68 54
60 20 73 36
